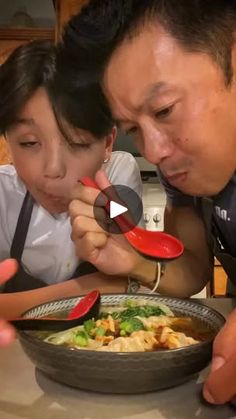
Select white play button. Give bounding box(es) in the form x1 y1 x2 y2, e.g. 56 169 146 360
110 201 128 219
94 184 143 234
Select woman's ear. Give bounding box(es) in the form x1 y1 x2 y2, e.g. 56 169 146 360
231 41 236 87
104 126 117 162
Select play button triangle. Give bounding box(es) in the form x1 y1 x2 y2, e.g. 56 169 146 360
110 201 128 219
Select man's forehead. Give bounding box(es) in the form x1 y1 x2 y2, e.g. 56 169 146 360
104 27 181 91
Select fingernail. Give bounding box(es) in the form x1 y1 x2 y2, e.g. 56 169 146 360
0 331 10 344
0 327 15 346
203 388 216 404
211 356 225 372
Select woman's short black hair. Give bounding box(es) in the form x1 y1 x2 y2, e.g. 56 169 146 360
51 53 114 139
0 40 113 139
0 40 55 136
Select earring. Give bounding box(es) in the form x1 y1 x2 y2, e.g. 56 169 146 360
103 158 109 163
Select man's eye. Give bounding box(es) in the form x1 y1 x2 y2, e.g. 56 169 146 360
155 105 174 119
125 127 138 136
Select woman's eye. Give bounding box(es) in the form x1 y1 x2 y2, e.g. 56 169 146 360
19 141 38 148
71 142 91 149
155 105 174 119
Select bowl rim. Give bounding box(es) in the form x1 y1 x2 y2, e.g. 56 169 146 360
19 293 225 357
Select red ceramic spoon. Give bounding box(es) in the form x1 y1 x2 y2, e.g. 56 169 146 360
80 177 184 261
11 290 100 331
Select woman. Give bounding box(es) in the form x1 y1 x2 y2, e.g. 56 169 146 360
0 40 142 318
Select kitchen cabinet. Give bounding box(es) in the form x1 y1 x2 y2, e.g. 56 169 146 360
0 138 10 166
0 27 54 58
214 259 227 296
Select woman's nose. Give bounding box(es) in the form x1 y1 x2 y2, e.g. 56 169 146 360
43 148 66 179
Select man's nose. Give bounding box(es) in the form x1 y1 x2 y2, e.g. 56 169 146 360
141 126 174 165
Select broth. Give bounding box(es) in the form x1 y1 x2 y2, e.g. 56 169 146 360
33 303 214 350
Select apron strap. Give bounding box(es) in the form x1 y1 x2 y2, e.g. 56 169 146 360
10 191 34 262
4 191 47 293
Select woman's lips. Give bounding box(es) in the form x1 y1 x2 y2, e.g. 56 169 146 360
40 191 64 202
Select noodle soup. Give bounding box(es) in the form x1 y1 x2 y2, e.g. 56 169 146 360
37 299 214 352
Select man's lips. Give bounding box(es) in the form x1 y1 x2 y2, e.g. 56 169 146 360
165 172 188 185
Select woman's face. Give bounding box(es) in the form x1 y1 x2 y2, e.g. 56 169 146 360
6 88 114 214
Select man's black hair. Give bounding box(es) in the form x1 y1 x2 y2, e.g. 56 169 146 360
60 0 236 85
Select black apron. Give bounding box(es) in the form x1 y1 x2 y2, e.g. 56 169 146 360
200 197 236 296
3 191 97 293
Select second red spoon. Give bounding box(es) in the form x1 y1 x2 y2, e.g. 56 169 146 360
11 290 100 331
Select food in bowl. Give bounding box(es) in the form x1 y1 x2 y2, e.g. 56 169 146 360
18 294 225 393
42 299 213 352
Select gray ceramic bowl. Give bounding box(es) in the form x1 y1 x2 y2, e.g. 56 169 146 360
18 294 225 394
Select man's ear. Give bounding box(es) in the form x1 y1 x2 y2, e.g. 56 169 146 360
104 126 117 161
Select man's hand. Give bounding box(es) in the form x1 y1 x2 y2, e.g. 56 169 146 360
203 308 236 404
0 259 18 346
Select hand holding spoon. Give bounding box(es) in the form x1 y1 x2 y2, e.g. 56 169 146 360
80 177 184 261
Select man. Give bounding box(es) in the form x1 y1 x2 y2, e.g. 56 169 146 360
58 0 236 405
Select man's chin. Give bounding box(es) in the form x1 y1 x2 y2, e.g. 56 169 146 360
178 182 224 197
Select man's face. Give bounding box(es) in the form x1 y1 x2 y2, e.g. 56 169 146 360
103 24 236 196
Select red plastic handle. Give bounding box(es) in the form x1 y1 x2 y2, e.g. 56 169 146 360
80 177 99 189
67 290 100 320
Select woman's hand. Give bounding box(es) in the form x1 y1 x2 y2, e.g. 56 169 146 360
69 170 142 276
0 259 18 346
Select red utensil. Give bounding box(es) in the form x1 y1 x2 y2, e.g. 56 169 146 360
67 290 99 320
81 177 184 261
11 290 100 331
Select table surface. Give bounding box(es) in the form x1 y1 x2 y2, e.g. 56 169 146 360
0 299 236 419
